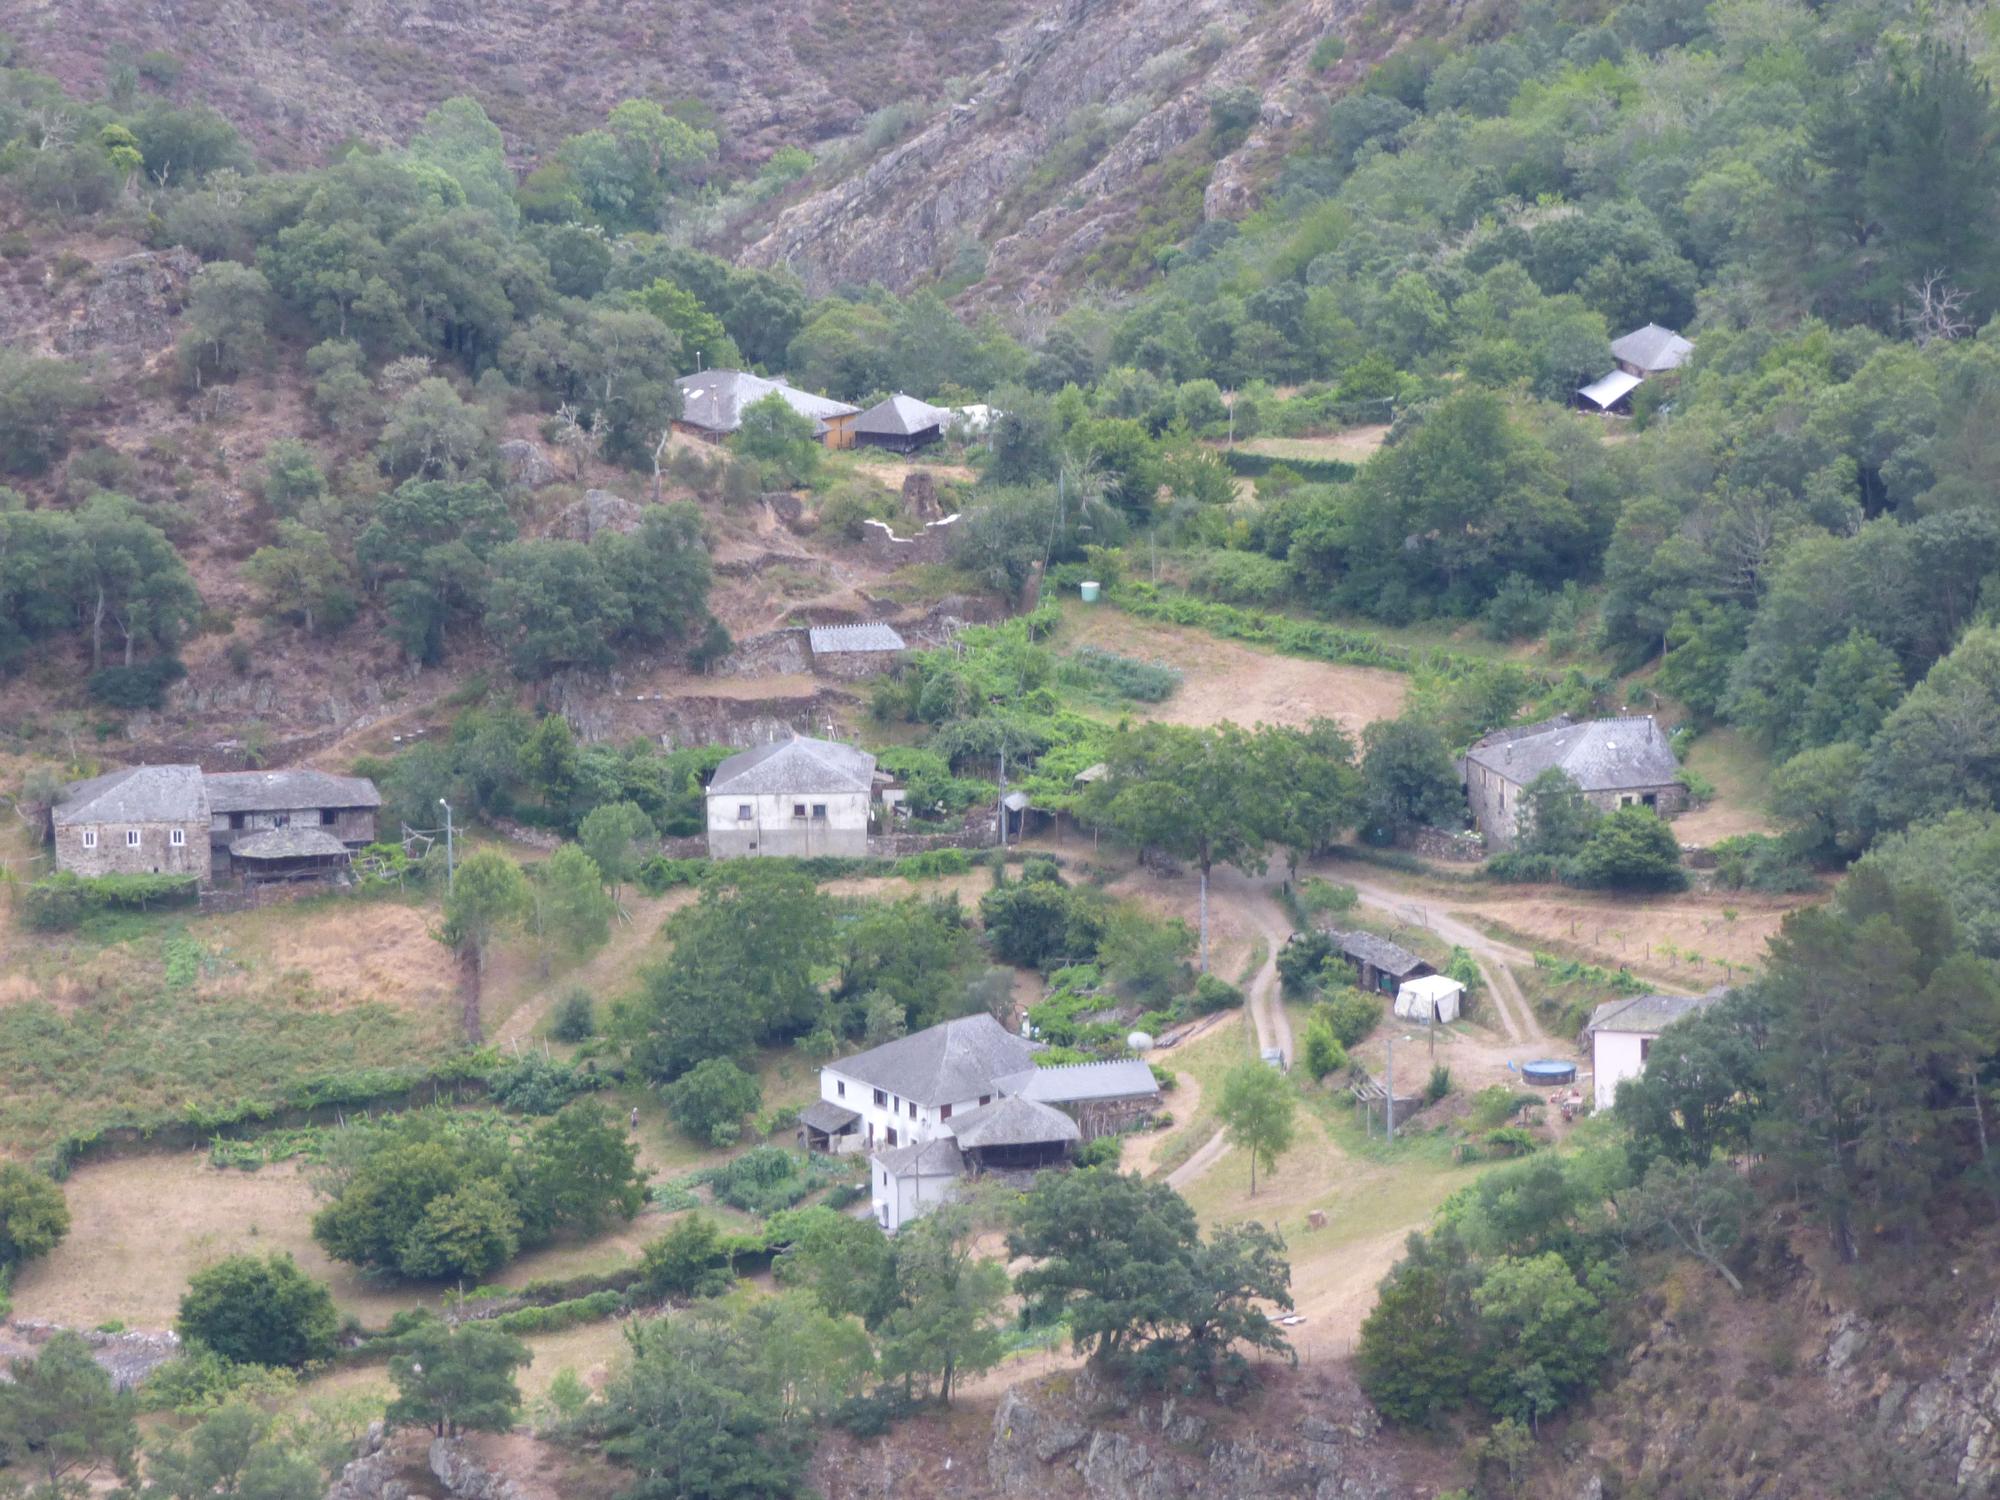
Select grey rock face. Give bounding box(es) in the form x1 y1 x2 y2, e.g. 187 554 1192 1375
429 1437 524 1500
51 248 202 361
499 440 558 489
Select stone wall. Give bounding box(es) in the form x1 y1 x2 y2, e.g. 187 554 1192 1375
861 513 960 565
54 819 211 881
810 648 902 681
713 628 813 678
1404 825 1486 862
868 819 999 858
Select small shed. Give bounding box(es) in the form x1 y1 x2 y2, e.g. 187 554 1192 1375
1331 930 1435 994
807 622 907 680
1395 974 1465 1025
852 394 953 453
798 1098 863 1154
229 827 352 884
1576 370 1642 414
871 1136 964 1232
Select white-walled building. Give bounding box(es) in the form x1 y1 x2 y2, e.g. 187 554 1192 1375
1586 991 1724 1112
809 1014 1160 1231
705 734 875 859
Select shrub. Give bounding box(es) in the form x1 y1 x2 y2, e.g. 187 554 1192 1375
176 1253 339 1369
549 990 596 1042
1184 549 1292 606
639 1214 734 1300
1302 1019 1348 1081
893 848 973 879
1425 1066 1453 1104
663 1057 762 1146
1191 973 1243 1014
0 1163 69 1270
1276 931 1334 996
1075 1135 1124 1169
1316 989 1382 1049
1482 1126 1537 1158
86 658 187 709
19 872 199 930
487 1053 595 1115
1567 807 1687 892
1710 834 1815 893
635 856 704 895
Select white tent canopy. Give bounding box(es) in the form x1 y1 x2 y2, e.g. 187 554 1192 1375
1395 974 1465 1025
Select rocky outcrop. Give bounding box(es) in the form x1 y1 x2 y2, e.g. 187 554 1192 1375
499 440 558 490
553 489 644 541
325 1423 406 1500
739 0 1351 302
429 1437 524 1500
0 1320 180 1392
50 248 201 363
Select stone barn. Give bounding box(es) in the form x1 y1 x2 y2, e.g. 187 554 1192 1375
1459 716 1684 852
807 622 907 680
50 765 211 882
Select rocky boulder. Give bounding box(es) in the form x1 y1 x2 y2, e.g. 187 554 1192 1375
430 1437 525 1500
499 440 558 489
52 248 201 362
553 489 643 541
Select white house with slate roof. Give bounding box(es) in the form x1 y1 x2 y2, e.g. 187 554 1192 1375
808 1013 1161 1231
1586 990 1725 1111
1460 715 1684 851
705 734 876 859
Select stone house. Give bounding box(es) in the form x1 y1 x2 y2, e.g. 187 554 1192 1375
49 765 211 882
1459 716 1685 851
51 764 380 887
806 622 907 680
704 734 876 859
673 370 860 449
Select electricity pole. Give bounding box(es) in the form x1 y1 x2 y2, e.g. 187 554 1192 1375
439 798 455 895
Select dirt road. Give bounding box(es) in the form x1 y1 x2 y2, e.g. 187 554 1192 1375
1333 871 1542 1044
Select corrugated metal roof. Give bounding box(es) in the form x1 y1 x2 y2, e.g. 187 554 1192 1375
54 765 206 826
707 735 877 797
1610 323 1693 373
808 622 906 654
1464 716 1680 793
205 769 381 813
946 1094 1079 1149
1577 370 1643 409
997 1058 1161 1105
827 1014 1036 1106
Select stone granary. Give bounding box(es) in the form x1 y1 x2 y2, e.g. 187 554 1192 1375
50 765 381 886
704 733 876 859
806 622 907 680
1459 715 1684 851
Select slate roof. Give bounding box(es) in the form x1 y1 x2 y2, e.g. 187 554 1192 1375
1464 716 1680 793
996 1059 1161 1105
1587 992 1721 1035
229 827 351 860
1578 370 1643 409
1333 929 1429 979
873 1136 964 1178
947 1094 1080 1150
675 370 858 435
808 622 907 654
1610 323 1693 373
828 1014 1037 1107
53 764 206 826
205 769 381 813
708 735 877 797
799 1099 861 1134
853 393 953 438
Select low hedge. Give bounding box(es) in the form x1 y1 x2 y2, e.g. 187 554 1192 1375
19 872 199 930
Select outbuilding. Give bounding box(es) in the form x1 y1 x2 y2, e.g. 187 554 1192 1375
1611 323 1694 377
1395 974 1465 1025
705 734 877 859
871 1137 965 1233
852 394 953 454
807 622 907 680
1586 991 1724 1111
1330 930 1435 995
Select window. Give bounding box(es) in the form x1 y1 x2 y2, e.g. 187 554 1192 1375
321 809 338 826
836 1081 846 1098
126 829 141 847
230 812 246 830
907 1100 917 1119
811 803 827 820
873 1089 886 1108
885 1127 898 1147
81 829 97 849
793 803 807 819
170 828 185 847
1642 792 1658 809
273 812 290 828
1640 1037 1653 1063
939 1104 953 1121
738 803 753 821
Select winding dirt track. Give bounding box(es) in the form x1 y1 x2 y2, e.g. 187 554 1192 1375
1335 873 1543 1044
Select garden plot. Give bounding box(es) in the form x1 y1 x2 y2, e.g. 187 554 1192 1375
1060 605 1407 736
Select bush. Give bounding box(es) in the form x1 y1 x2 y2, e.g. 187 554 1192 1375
176 1253 338 1369
549 990 596 1042
86 658 187 709
1184 549 1292 606
487 1053 595 1115
1316 989 1382 1048
19 872 199 930
0 1163 69 1270
1302 1019 1348 1081
639 1214 734 1300
1074 1135 1124 1169
1568 807 1687 892
1276 931 1334 996
1425 1066 1453 1104
1709 834 1815 893
635 856 705 895
1190 972 1243 1013
663 1057 762 1146
1483 851 1565 883
893 848 973 879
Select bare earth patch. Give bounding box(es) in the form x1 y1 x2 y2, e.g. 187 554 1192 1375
1061 607 1407 737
